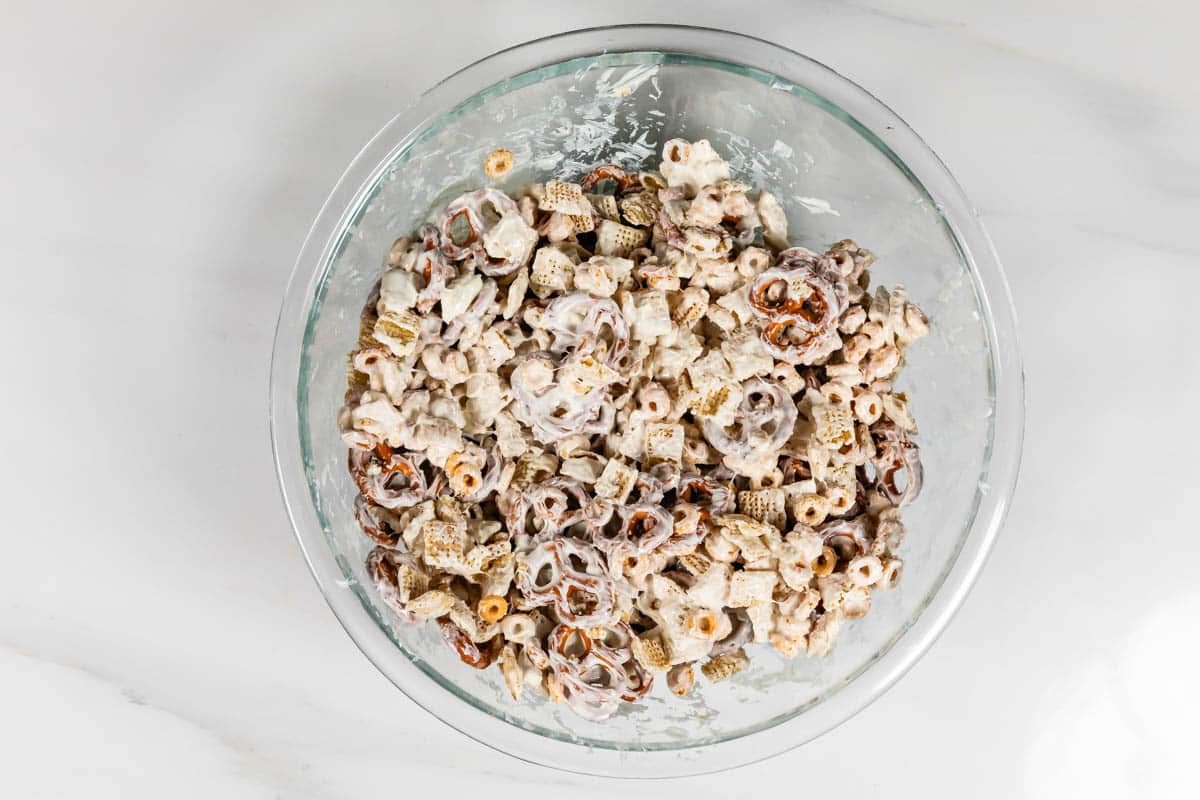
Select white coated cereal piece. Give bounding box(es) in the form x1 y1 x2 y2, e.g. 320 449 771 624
501 268 529 319
720 325 775 381
670 285 710 328
558 354 620 396
378 269 419 314
735 246 772 280
596 219 650 258
414 415 464 467
422 518 472 575
660 139 731 194
727 571 778 608
499 642 524 701
594 458 638 504
618 191 661 227
737 488 787 531
812 399 855 449
463 374 511 432
716 515 775 562
573 255 631 298
478 324 517 366
530 245 577 298
352 347 410 405
386 236 417 270
373 308 422 358
745 601 775 643
692 257 740 295
770 362 805 396
756 189 789 250
587 193 620 221
482 212 538 269
806 611 844 657
350 392 406 447
438 273 483 323
631 632 673 673
500 613 538 643
560 453 608 484
492 410 530 460
847 555 884 587
539 179 592 215
644 422 685 465
705 303 740 333
637 382 672 421
715 281 753 326
620 288 672 341
864 344 901 382
853 389 883 425
420 344 470 387
824 362 865 385
878 557 903 589
649 329 705 381
406 589 456 619
840 304 868 334
703 530 739 563
700 648 749 683
685 561 732 608
881 392 917 432
819 381 854 407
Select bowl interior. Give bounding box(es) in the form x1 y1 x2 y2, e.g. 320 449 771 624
297 52 993 750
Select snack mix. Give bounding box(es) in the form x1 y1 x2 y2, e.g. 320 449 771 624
338 139 928 719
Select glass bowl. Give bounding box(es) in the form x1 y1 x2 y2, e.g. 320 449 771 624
270 25 1023 778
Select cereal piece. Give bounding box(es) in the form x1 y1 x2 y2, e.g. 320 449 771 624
789 492 830 528
812 400 855 449
631 633 672 673
727 570 778 608
484 148 514 179
594 458 638 503
700 647 749 683
756 189 788 250
660 139 731 194
736 488 787 531
478 594 509 622
540 179 591 215
644 422 685 465
667 664 695 697
811 546 838 577
596 219 649 258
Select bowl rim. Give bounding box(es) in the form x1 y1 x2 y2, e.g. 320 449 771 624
269 23 1025 778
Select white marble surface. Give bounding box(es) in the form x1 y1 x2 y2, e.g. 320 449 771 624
2 1 1197 797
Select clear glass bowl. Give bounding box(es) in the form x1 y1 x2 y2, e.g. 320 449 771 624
270 25 1023 778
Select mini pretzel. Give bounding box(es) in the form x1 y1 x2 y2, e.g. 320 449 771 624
761 318 842 365
414 224 456 315
510 352 616 441
819 518 871 559
366 546 423 621
546 623 652 719
515 538 617 628
439 618 502 669
579 164 641 195
348 443 434 510
677 472 735 515
440 277 498 346
542 292 632 374
506 476 592 538
445 440 505 503
593 503 675 560
700 377 797 463
870 420 924 506
748 264 843 330
438 188 523 275
354 494 405 548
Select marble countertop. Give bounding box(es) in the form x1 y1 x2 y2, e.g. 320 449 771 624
2 1 1196 797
